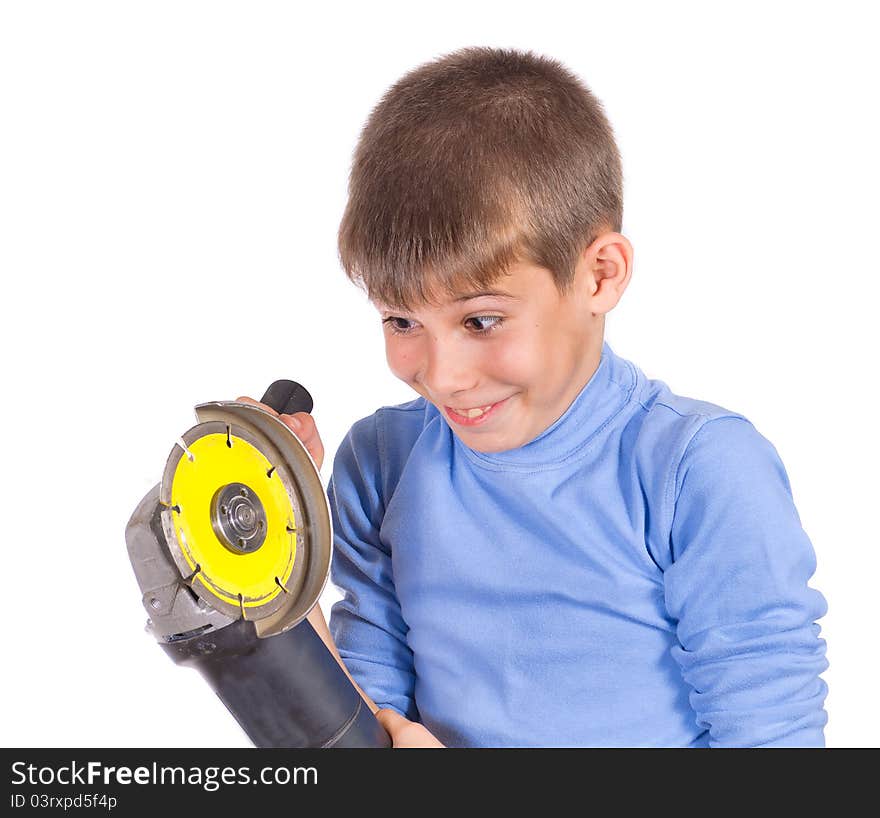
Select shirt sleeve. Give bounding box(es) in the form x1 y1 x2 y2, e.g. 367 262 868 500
663 416 829 747
326 413 418 720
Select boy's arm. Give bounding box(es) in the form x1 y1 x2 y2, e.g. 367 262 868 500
309 581 443 746
326 414 420 723
306 604 379 713
663 416 829 747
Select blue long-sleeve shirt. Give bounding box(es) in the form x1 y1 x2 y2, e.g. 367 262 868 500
327 341 829 747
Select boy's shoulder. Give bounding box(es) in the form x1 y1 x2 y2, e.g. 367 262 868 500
630 361 792 518
636 370 751 435
635 362 758 437
345 395 430 447
631 358 771 470
333 396 432 499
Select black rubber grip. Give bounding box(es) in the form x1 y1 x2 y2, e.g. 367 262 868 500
162 618 391 748
260 380 314 416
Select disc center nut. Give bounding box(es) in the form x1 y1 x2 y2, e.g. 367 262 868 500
235 504 255 528
210 482 267 554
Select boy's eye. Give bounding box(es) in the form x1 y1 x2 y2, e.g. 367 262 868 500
464 315 503 334
382 317 416 334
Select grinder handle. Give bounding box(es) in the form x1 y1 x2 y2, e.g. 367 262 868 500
260 380 314 416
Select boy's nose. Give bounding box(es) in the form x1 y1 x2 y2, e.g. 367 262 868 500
420 336 479 400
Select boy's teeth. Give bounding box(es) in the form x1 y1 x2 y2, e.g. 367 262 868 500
454 404 493 418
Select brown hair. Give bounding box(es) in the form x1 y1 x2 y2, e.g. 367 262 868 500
338 47 623 311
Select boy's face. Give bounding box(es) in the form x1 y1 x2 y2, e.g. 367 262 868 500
375 233 631 453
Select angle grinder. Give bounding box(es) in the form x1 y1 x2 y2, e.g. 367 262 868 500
125 380 390 748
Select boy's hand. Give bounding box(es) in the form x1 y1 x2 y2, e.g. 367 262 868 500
375 709 445 748
236 396 325 471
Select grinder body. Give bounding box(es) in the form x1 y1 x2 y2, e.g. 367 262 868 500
126 381 390 748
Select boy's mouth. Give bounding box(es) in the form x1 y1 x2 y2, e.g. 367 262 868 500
444 396 511 427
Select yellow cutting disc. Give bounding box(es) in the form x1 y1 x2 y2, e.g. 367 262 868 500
168 432 296 612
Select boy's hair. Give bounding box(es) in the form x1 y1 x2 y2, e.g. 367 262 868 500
338 46 623 311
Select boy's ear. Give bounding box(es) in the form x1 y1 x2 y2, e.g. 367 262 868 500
580 231 633 314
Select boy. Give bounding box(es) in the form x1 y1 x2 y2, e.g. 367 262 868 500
251 47 829 747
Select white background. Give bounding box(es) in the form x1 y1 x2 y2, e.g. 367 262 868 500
2 1 877 748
